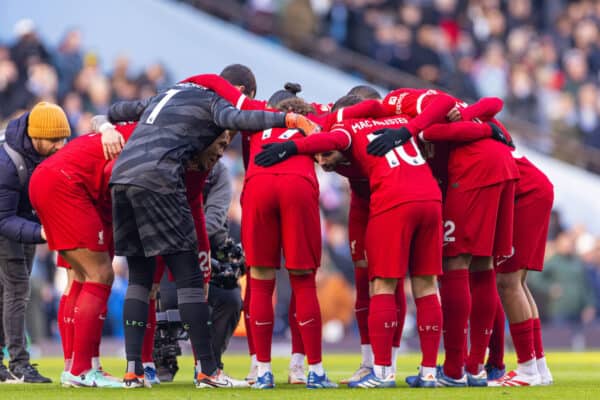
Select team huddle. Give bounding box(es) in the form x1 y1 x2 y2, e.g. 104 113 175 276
21 63 553 389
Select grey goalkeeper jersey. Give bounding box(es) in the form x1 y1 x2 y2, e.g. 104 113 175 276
109 83 287 194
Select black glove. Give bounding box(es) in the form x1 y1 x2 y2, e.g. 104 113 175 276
255 141 298 167
366 127 412 156
488 122 514 148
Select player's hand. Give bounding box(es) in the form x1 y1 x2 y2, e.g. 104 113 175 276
366 127 412 156
447 107 462 122
100 123 125 160
40 226 46 241
488 122 514 148
285 113 321 135
255 142 298 166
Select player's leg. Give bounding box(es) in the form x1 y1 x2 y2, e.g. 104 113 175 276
280 176 335 388
163 251 218 386
485 295 506 380
523 183 554 385
248 267 277 388
492 183 551 387
56 264 84 374
349 206 409 388
242 270 257 382
141 260 164 385
342 192 372 383
60 249 114 377
288 292 306 384
242 176 281 388
467 255 498 383
524 274 552 384
405 201 444 388
466 180 515 385
491 269 540 387
390 279 406 376
439 187 474 383
439 254 471 384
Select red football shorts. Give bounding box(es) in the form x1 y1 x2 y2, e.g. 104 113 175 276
443 180 516 258
242 174 321 270
496 184 553 273
348 192 369 262
366 201 442 280
30 166 112 254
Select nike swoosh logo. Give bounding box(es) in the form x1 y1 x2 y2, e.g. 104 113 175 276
278 151 287 158
298 318 314 327
255 321 272 326
442 242 449 247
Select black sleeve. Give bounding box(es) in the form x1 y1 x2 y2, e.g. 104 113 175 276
108 97 152 123
204 162 232 249
210 94 287 132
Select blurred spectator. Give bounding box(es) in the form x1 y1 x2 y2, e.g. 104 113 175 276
10 19 50 77
279 0 319 54
529 231 596 325
54 28 83 98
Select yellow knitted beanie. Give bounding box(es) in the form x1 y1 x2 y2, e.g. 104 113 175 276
27 102 71 139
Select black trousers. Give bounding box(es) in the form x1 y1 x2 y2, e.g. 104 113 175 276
0 236 34 369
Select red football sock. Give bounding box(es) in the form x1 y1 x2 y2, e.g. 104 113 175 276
289 273 322 365
289 293 305 355
92 300 107 360
60 280 83 366
487 295 506 369
249 278 275 363
354 267 370 345
392 282 406 347
415 294 443 368
440 269 470 379
368 294 396 367
510 319 536 364
243 277 255 355
466 269 497 375
532 318 545 358
142 298 156 363
70 282 111 375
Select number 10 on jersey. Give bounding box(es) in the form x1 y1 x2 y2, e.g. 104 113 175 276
366 133 426 168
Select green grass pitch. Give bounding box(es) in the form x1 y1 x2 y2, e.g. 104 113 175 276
1 352 599 399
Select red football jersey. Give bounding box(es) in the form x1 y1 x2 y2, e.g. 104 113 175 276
295 116 441 216
39 123 136 203
487 118 552 201
247 127 317 186
383 88 519 191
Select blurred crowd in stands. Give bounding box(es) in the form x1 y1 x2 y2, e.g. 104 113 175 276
234 0 600 166
2 6 600 351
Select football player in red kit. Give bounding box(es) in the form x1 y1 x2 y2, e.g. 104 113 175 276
369 89 518 386
446 105 554 387
255 93 455 388
241 95 337 389
29 122 136 388
180 71 324 384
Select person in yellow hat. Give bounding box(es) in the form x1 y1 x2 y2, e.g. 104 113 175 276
0 102 70 383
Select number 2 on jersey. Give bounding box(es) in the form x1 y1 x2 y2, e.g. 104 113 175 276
146 89 181 124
